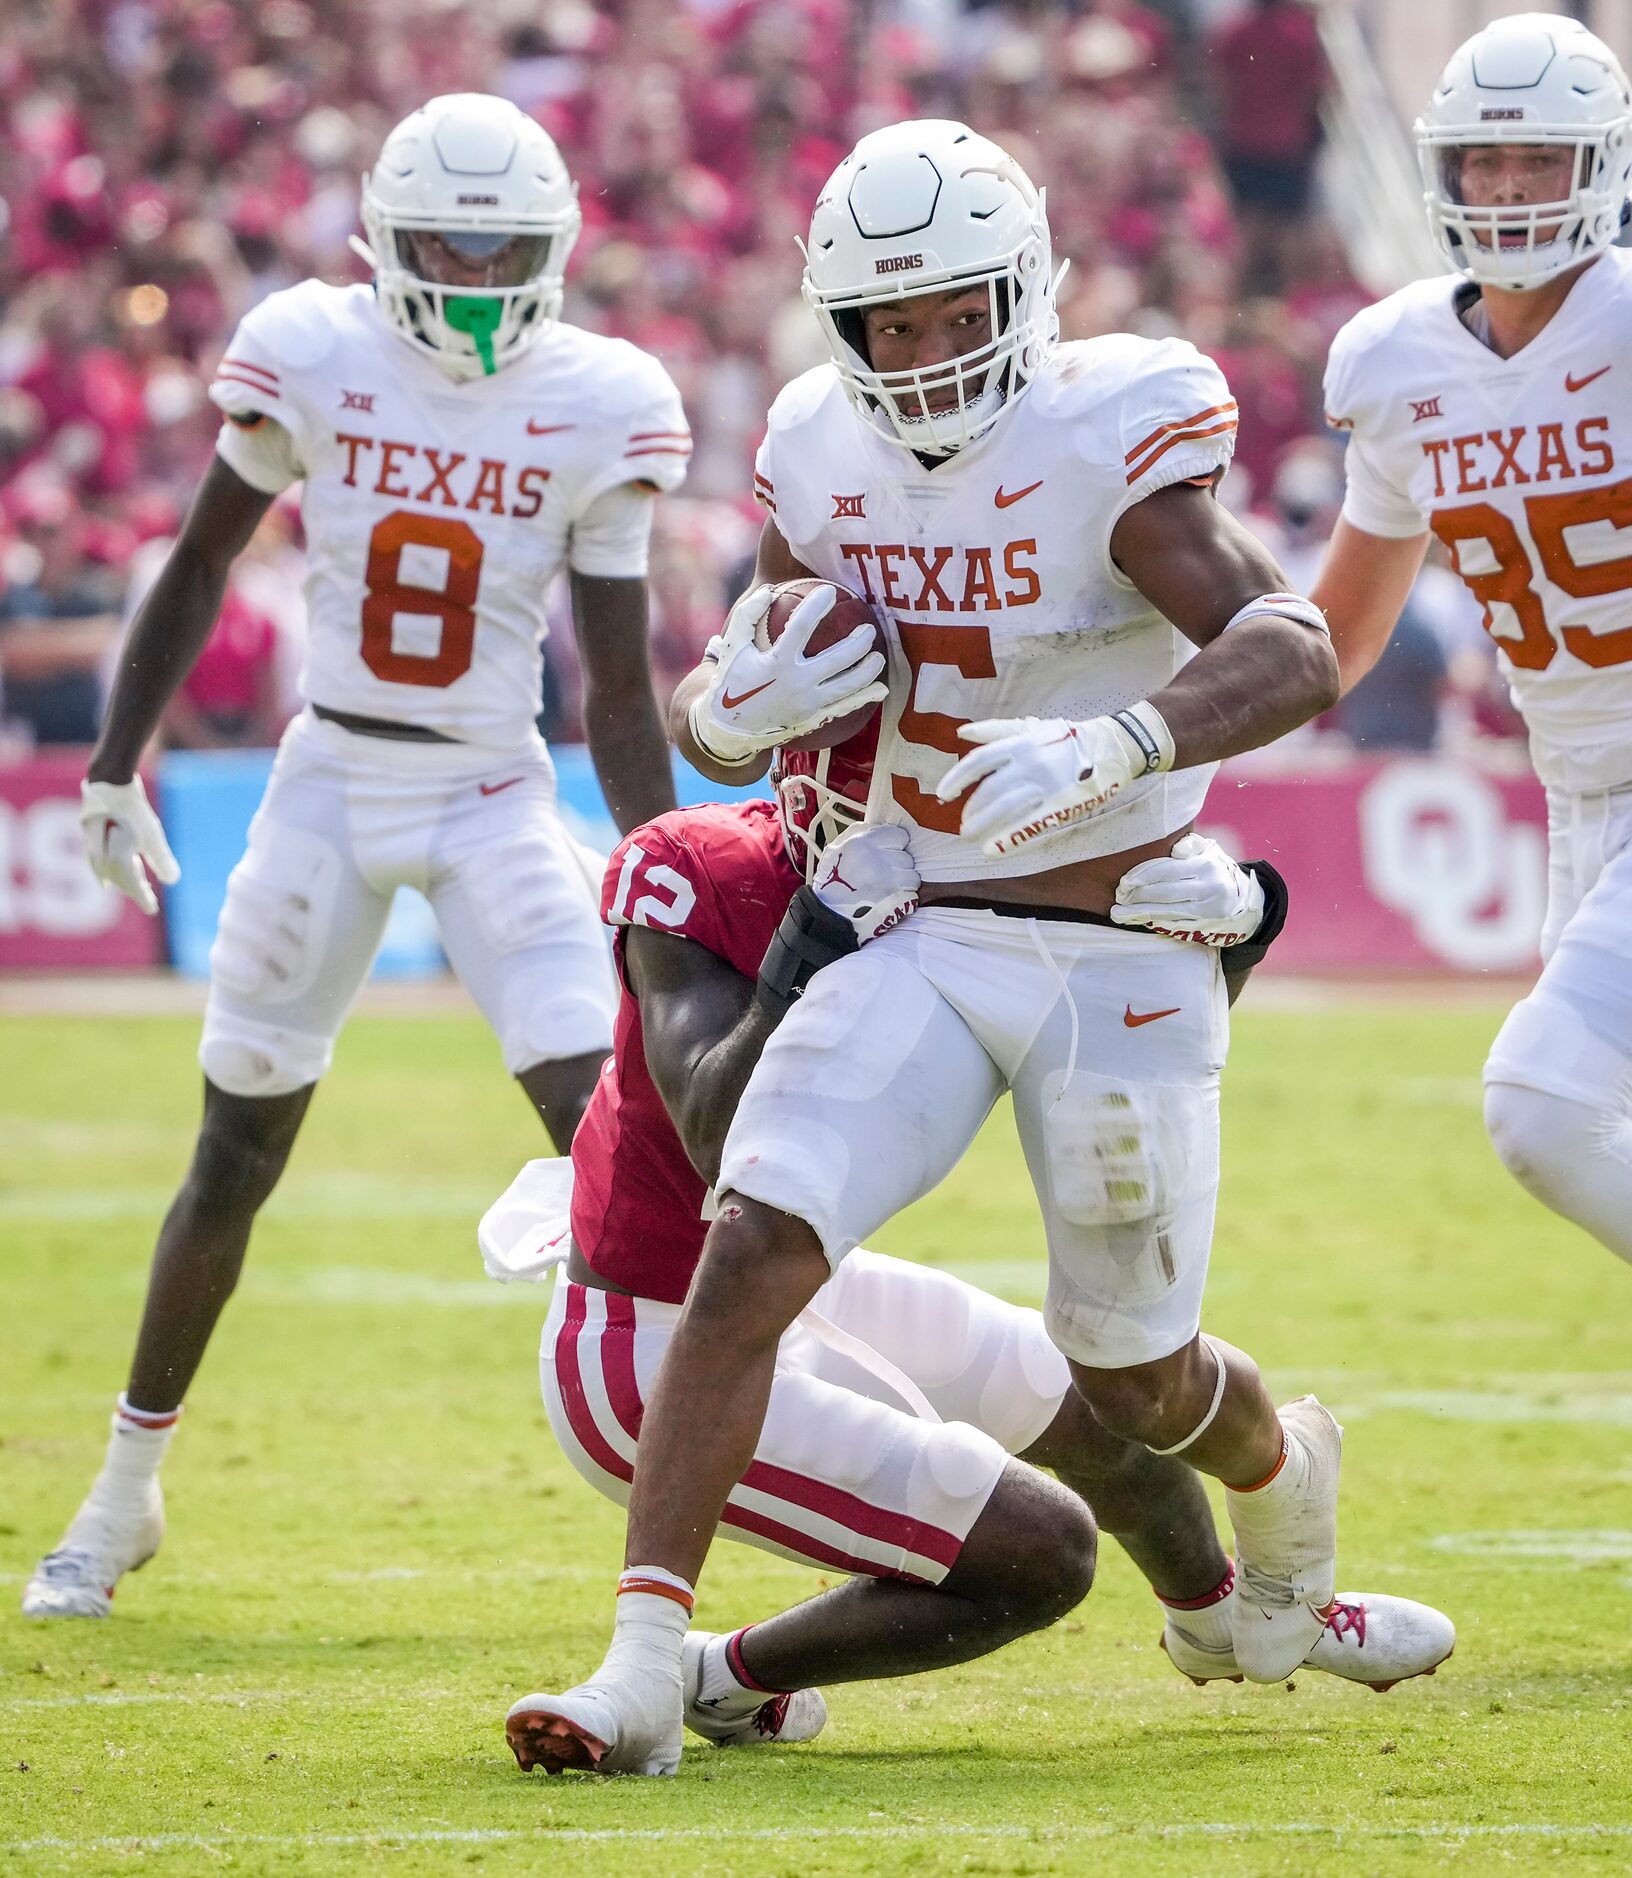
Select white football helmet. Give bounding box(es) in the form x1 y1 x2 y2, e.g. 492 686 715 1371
1416 14 1632 291
801 120 1060 457
355 93 581 380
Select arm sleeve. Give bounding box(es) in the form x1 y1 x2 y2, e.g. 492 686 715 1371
1116 342 1238 506
752 431 775 516
577 356 692 510
208 297 308 489
1336 432 1429 539
214 414 304 495
567 480 659 578
602 820 718 940
1323 318 1427 540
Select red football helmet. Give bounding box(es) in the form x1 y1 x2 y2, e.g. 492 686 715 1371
772 711 882 882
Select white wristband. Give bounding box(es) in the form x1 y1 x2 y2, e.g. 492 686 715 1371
686 694 760 770
1108 699 1175 777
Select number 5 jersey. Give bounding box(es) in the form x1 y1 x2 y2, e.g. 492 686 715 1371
209 279 690 747
753 335 1239 882
1326 246 1632 796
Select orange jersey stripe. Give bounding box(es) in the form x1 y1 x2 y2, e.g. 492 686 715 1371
1125 400 1238 466
1125 418 1238 486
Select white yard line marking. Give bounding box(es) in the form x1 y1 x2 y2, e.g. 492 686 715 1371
0 1177 504 1226
1428 1529 1632 1565
6 1824 1630 1855
2 1690 290 1711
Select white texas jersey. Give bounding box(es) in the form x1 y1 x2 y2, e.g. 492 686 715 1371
209 281 688 748
1327 248 1632 795
755 338 1237 881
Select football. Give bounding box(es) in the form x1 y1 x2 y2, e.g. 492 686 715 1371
760 577 886 752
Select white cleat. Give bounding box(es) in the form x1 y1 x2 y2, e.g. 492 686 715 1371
506 1660 683 1777
21 1482 165 1619
1163 1589 1455 1691
1225 1395 1343 1683
681 1631 828 1748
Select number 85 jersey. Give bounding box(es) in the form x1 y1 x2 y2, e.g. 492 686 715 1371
209 280 689 748
1327 247 1632 795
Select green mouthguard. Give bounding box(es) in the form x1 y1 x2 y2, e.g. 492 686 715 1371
444 296 504 376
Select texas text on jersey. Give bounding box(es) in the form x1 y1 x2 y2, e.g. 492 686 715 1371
754 334 1239 881
210 279 690 749
1326 245 1632 796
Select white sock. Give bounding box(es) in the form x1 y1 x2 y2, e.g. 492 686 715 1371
694 1626 781 1717
606 1567 693 1681
1157 1563 1236 1652
94 1396 181 1502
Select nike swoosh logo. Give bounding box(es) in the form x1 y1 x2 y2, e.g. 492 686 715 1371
721 680 776 710
995 479 1043 509
526 421 576 435
479 777 525 797
1565 366 1611 393
1124 1004 1181 1028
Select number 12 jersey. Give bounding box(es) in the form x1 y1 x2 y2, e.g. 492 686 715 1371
209 280 689 748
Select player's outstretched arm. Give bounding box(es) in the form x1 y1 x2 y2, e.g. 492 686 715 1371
88 455 275 786
1111 481 1340 763
1309 515 1430 698
623 926 779 1186
571 572 679 834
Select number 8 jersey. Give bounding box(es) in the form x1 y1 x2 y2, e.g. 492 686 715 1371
1326 247 1632 795
209 280 689 748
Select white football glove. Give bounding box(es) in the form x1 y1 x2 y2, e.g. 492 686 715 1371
811 825 918 944
689 582 888 765
1111 833 1265 946
81 776 180 917
937 714 1148 859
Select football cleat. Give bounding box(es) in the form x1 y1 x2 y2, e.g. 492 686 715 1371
681 1631 828 1748
1225 1396 1343 1683
1163 1590 1455 1691
506 1661 683 1778
21 1481 164 1619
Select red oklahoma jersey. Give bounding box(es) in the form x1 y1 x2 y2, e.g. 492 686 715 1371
570 798 798 1302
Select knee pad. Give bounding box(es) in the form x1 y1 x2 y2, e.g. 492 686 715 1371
1038 1069 1216 1369
210 829 341 1007
1485 1079 1614 1193
200 1010 331 1098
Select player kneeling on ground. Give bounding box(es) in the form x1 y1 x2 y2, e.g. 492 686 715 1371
486 683 1452 1775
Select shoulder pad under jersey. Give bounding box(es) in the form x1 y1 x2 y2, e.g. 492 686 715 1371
545 328 691 498
209 280 361 425
1325 278 1456 433
765 365 846 439
1090 335 1237 500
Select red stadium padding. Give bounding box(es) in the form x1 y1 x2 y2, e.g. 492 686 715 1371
0 751 161 970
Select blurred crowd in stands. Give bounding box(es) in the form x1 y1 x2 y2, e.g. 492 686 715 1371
0 0 1522 767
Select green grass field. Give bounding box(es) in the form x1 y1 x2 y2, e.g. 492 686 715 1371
4 997 1630 1877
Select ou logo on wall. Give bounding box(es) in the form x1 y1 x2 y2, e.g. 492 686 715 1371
1359 762 1546 972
